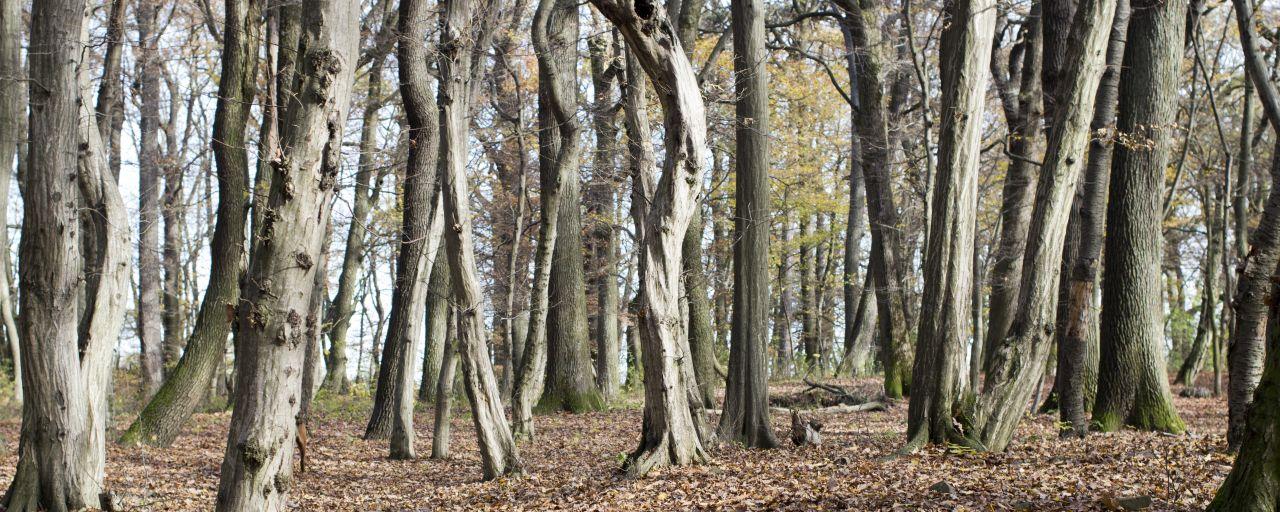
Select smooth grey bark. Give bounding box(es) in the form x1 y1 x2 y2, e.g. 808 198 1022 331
430 310 459 459
905 0 995 446
1090 0 1185 434
368 0 445 445
718 0 778 449
215 1 358 508
4 1 131 506
956 0 1117 450
839 18 867 379
1225 0 1280 450
135 0 165 399
592 0 711 476
437 0 524 479
120 0 259 447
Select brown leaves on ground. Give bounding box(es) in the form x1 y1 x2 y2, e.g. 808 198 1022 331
0 379 1233 510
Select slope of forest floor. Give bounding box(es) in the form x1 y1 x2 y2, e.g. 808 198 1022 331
0 379 1232 510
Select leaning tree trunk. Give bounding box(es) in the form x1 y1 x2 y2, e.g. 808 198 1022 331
120 0 259 447
135 0 165 398
419 246 450 402
684 210 718 407
843 0 911 398
983 5 1043 371
718 0 778 449
1090 0 1185 434
5 1 132 506
1225 0 1280 449
437 0 524 479
1051 0 1128 436
592 0 712 477
214 1 358 509
904 0 995 446
368 0 444 444
955 0 1117 451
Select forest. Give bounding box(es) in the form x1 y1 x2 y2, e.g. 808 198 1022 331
0 0 1275 508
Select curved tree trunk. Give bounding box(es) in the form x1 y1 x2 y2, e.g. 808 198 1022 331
437 0 524 479
1090 0 1185 434
419 246 450 403
0 0 23 403
592 0 711 477
120 0 259 447
214 1 358 508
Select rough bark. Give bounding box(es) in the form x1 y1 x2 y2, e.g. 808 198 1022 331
1226 0 1280 450
419 246 450 402
0 0 22 402
367 0 445 444
437 0 524 479
120 0 259 447
431 310 459 459
94 0 126 181
214 1 358 508
1090 0 1185 434
956 0 1117 450
1052 0 1128 436
587 33 622 402
591 0 711 477
905 0 995 446
4 1 131 506
718 0 779 449
842 0 911 398
1176 187 1219 386
684 210 718 406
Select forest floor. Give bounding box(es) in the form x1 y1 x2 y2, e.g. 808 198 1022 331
0 378 1233 510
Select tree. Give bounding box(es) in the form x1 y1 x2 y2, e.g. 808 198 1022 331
540 0 605 414
215 1 359 507
587 32 622 402
135 0 166 398
1053 0 1129 436
718 0 778 449
437 0 525 479
120 0 260 447
5 0 131 506
0 0 22 403
906 0 995 446
1224 0 1280 449
1090 0 1186 434
956 0 1117 450
591 0 712 477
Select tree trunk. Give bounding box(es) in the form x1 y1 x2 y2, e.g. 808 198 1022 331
1176 186 1219 386
0 0 22 403
956 0 1117 450
431 310 459 459
5 0 132 505
718 0 779 449
300 222 332 419
120 0 259 447
1090 0 1185 434
214 1 358 508
905 0 995 446
437 0 524 479
1051 0 1127 436
588 33 622 402
684 210 718 407
539 3 602 411
419 246 450 402
324 23 393 394
135 0 165 399
774 211 795 378
984 6 1044 371
94 0 126 181
1225 0 1280 449
843 0 911 398
367 0 444 444
593 0 711 477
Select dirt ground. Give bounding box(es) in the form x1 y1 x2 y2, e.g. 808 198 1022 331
0 379 1234 510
